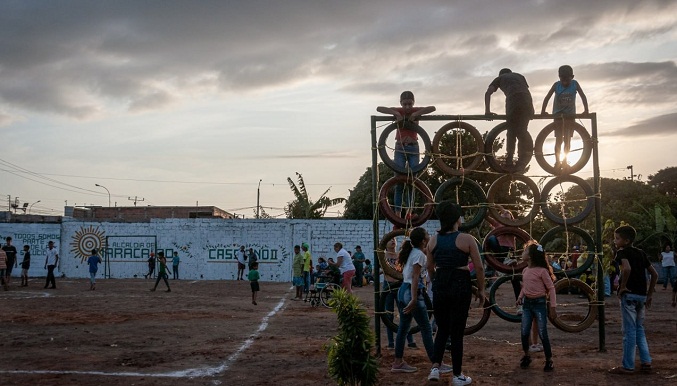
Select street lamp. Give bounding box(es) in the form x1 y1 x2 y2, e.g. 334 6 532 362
256 179 262 219
95 184 111 207
29 200 41 214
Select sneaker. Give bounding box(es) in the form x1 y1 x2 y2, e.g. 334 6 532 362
544 360 554 372
529 343 543 352
640 363 652 374
520 355 532 369
385 344 395 350
452 373 472 386
391 362 417 373
608 366 634 375
516 305 523 315
439 363 453 374
428 367 440 381
407 342 418 349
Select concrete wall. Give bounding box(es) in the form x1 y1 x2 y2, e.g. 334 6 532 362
0 219 441 282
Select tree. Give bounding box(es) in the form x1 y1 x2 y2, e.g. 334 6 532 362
284 172 345 219
648 166 677 197
343 163 391 220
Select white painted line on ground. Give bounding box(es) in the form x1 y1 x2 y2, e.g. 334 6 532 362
0 296 288 379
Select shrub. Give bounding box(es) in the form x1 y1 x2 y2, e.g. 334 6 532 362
326 288 379 386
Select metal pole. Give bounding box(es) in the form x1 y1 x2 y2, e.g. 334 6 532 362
371 115 382 356
29 200 41 214
95 184 111 207
591 113 606 352
257 179 262 219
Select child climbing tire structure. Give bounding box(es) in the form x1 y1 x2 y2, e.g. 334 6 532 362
371 113 605 352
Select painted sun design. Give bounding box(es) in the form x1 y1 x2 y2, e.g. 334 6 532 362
70 225 106 263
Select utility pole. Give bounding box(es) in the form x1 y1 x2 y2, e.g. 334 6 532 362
128 196 145 206
257 179 262 219
627 165 634 181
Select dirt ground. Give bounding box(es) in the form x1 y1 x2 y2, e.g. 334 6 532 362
0 277 675 386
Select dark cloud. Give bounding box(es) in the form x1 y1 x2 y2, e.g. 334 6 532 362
0 0 675 118
607 112 677 137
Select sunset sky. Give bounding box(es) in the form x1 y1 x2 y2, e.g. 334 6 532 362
1 1 675 218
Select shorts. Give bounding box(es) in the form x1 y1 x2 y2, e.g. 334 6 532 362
292 276 304 286
553 118 576 139
238 262 246 270
250 281 260 292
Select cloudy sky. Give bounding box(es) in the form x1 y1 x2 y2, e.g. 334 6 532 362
1 0 675 218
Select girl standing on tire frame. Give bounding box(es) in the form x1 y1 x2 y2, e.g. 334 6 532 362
516 241 557 372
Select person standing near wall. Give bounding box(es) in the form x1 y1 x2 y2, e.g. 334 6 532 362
329 242 356 293
352 245 366 287
172 251 180 280
43 240 59 289
20 245 30 287
236 246 247 280
144 252 155 279
87 248 102 290
3 236 18 287
248 248 258 271
0 248 8 291
301 243 313 294
292 245 304 300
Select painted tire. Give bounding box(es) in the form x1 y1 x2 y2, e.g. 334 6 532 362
486 174 540 227
539 226 596 278
548 278 598 333
379 175 434 228
432 121 484 176
488 275 521 323
465 285 492 335
434 178 487 231
482 226 531 274
534 121 592 175
377 229 406 282
484 122 533 174
540 175 594 225
378 120 432 174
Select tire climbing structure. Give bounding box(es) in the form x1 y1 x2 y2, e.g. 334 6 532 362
370 113 605 352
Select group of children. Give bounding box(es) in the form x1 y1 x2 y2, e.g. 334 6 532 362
379 65 589 178
0 237 30 290
384 220 659 383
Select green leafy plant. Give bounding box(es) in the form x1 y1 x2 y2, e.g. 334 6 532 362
326 288 379 386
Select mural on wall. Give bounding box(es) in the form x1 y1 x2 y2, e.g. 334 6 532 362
69 225 106 263
105 235 157 261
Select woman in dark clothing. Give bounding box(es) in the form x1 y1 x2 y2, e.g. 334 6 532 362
426 201 486 386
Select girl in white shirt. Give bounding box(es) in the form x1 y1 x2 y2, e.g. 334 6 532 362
391 227 451 380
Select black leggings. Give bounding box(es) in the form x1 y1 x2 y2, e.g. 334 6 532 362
432 269 471 375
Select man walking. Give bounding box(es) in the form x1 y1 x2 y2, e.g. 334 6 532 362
44 241 59 289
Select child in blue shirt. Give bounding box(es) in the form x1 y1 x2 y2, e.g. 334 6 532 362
540 65 589 171
87 248 102 290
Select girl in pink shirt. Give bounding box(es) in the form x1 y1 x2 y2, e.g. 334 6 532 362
516 241 557 372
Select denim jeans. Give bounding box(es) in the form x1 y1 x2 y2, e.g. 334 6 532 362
663 265 676 289
89 271 97 285
620 293 651 370
383 281 414 346
303 271 311 293
395 282 434 361
393 143 419 213
520 296 552 359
